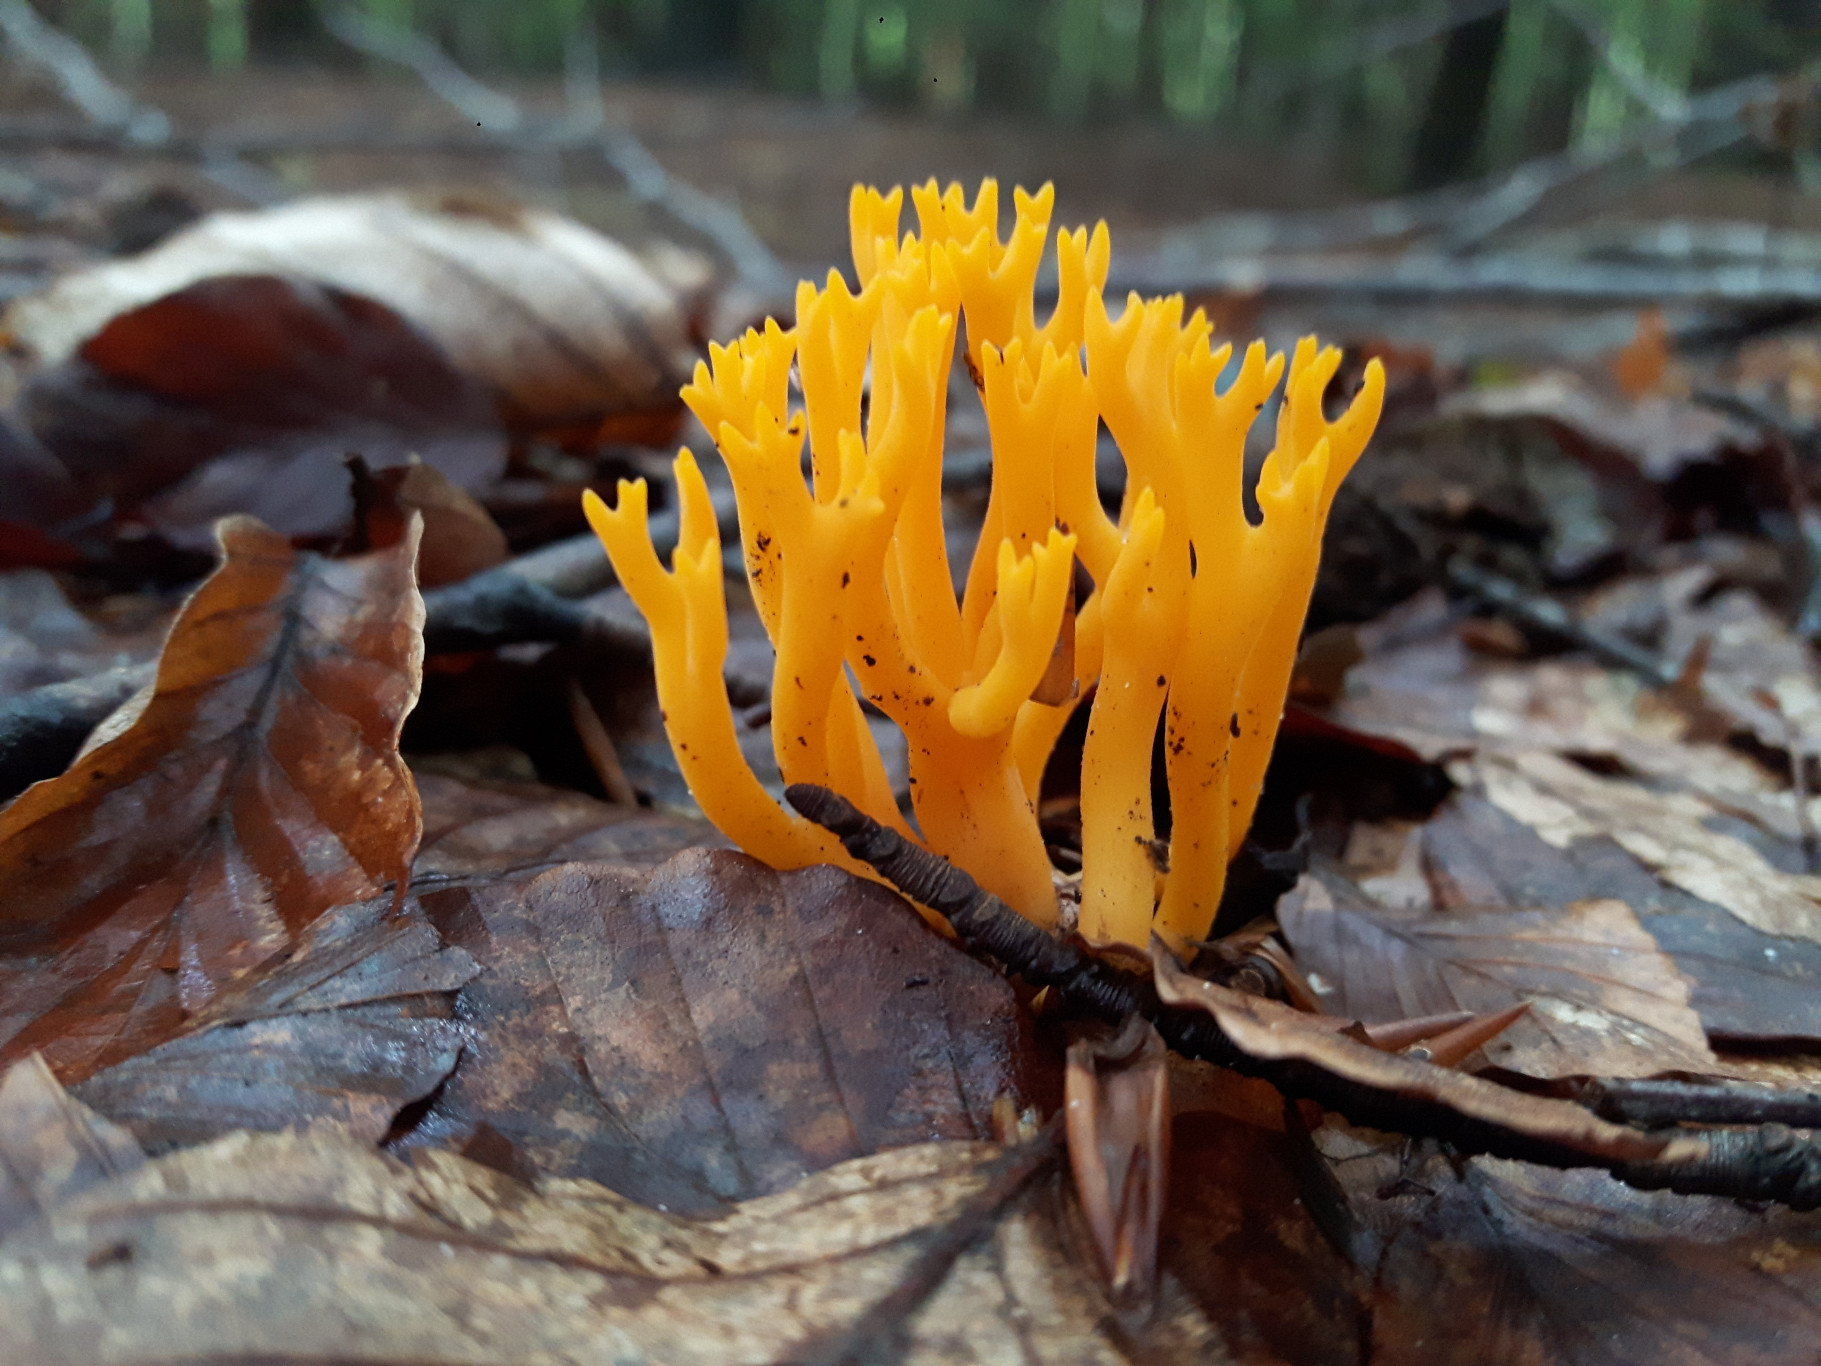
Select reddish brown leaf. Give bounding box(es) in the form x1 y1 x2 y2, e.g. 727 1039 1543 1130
0 515 425 1082
1162 1112 1366 1366
405 854 1059 1213
357 458 509 588
9 192 694 434
1610 306 1679 401
19 273 507 544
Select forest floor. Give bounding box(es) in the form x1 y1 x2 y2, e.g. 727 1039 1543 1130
5 60 1821 1365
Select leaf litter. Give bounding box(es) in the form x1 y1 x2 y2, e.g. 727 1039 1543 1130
5 92 1821 1363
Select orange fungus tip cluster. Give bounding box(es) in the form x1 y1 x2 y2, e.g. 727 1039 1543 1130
583 179 1384 950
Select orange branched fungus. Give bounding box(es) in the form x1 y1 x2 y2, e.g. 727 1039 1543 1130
584 180 1384 950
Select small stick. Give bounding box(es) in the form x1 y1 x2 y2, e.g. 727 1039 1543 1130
788 782 1821 1208
564 678 638 806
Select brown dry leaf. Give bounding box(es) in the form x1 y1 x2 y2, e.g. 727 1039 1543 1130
1478 749 1821 945
1414 787 1821 1046
1329 587 1816 851
69 892 476 1148
1444 370 1761 482
0 515 424 1083
1610 306 1683 401
1161 1112 1367 1366
0 1121 1223 1363
1279 869 1718 1079
19 273 507 544
1659 584 1821 758
412 767 717 878
402 853 1059 1215
7 191 695 432
357 457 509 588
1336 1144 1821 1366
0 1054 142 1241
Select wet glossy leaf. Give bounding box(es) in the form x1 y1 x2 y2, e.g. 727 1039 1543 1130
405 853 1059 1214
70 893 476 1148
0 516 424 1082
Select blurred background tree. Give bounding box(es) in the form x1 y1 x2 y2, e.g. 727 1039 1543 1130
33 0 1821 193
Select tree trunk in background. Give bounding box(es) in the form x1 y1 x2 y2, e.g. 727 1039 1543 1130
1407 5 1509 191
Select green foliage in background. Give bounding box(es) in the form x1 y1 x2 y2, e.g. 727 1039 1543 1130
39 0 1821 190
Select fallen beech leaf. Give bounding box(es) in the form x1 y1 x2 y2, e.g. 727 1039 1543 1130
70 893 476 1148
1659 585 1821 757
1162 1112 1366 1366
20 273 506 544
1444 370 1761 483
8 191 694 432
412 767 717 879
1480 749 1821 945
0 1124 1222 1363
0 515 424 1082
529 853 1056 1202
1280 870 1717 1079
1329 589 1817 853
0 1054 142 1240
1349 1149 1821 1366
354 457 508 588
404 853 1059 1214
1419 788 1821 1045
1610 306 1681 401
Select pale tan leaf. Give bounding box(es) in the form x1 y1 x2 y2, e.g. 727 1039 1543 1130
7 192 695 429
0 1124 1223 1364
1282 873 1718 1078
1479 750 1821 945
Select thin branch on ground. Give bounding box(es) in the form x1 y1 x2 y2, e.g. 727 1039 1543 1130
788 782 1821 1209
0 0 284 204
316 3 789 298
1544 0 1688 123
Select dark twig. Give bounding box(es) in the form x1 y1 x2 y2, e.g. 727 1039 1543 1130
1445 556 1681 686
788 782 1821 1209
1562 1075 1821 1130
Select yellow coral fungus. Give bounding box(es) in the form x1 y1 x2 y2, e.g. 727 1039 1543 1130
585 179 1384 950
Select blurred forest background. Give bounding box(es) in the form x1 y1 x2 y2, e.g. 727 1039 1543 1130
25 0 1821 198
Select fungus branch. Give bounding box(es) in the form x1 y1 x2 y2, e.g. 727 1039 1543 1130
587 178 1385 948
